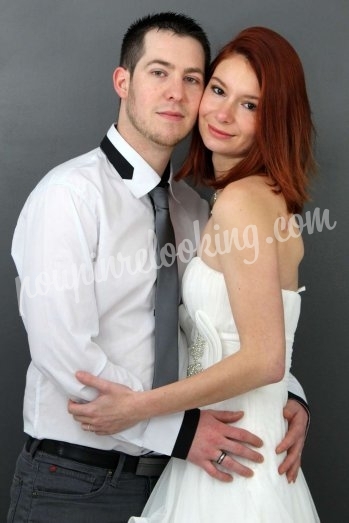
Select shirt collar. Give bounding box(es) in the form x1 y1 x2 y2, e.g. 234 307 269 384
102 124 176 200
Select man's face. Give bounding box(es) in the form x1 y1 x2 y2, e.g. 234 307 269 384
117 30 205 154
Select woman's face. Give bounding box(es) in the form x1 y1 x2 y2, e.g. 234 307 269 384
199 53 260 172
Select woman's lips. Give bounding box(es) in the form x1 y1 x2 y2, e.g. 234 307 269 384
207 123 233 139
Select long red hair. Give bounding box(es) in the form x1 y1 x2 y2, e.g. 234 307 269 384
176 26 316 213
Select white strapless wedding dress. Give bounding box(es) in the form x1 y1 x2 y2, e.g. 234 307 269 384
130 257 320 522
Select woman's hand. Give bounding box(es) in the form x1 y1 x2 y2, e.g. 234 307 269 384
68 371 140 434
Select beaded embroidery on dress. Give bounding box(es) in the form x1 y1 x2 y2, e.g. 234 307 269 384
129 257 320 522
187 334 206 376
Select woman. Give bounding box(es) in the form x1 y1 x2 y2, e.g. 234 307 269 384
126 26 319 522
83 27 320 521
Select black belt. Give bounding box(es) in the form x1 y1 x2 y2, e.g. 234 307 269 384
25 436 169 476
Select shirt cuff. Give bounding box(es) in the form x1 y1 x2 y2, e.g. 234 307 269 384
140 411 184 456
171 408 200 459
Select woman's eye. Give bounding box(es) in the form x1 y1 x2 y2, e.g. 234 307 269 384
212 85 224 96
243 102 257 111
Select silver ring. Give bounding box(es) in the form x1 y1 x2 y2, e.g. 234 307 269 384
216 451 226 465
88 424 93 432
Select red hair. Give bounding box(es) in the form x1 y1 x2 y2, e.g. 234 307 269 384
176 26 316 213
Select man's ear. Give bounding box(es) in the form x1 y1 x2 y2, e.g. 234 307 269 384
113 66 130 99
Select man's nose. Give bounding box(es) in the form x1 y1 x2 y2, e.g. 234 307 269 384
164 77 184 101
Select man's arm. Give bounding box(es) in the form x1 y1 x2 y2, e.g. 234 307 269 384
15 180 263 464
288 372 310 425
13 184 146 400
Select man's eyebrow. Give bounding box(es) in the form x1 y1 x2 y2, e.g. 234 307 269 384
145 59 204 76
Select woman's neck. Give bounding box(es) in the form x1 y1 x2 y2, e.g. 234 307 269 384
212 153 242 180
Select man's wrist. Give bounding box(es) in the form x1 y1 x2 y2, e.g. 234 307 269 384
288 391 310 436
171 409 200 459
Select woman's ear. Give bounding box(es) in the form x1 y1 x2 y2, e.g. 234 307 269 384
112 66 130 99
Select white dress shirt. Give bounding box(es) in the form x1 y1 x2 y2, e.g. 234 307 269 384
12 124 307 457
12 125 209 456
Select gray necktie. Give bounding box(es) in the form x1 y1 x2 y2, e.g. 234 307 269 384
149 186 179 388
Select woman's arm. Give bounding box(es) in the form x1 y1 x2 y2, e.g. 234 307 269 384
69 181 290 430
128 182 286 418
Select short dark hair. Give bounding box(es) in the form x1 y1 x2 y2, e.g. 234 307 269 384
120 12 211 78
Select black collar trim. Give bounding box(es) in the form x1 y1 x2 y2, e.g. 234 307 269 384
100 135 134 180
158 161 171 187
100 134 171 186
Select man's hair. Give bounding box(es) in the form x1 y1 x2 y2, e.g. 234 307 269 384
120 12 211 78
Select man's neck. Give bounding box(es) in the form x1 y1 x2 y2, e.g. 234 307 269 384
116 122 172 177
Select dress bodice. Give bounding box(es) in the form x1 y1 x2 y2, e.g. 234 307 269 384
182 256 302 344
180 256 303 406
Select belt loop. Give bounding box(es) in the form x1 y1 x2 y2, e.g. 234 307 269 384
109 453 126 487
26 437 41 458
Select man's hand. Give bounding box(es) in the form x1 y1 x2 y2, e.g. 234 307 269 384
68 372 137 434
276 398 309 483
187 410 264 483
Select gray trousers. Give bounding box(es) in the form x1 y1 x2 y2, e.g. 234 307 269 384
7 441 159 523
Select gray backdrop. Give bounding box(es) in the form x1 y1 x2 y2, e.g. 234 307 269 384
1 1 348 521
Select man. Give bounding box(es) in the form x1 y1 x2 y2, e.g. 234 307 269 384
8 12 309 523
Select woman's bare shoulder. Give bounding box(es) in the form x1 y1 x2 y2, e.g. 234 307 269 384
213 175 281 222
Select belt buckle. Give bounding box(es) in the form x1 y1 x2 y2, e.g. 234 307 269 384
135 457 167 477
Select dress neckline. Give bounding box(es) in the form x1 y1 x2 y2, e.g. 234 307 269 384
192 256 304 295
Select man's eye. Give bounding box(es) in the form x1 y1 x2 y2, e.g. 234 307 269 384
152 70 166 77
185 76 200 85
